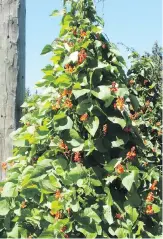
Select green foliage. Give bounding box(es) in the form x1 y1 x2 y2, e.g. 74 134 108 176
0 1 162 238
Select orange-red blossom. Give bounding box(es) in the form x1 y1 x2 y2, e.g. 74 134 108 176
126 146 136 160
145 205 154 215
110 81 118 92
74 152 82 163
114 97 125 111
103 124 108 136
80 30 87 38
80 113 88 122
59 140 68 151
55 190 62 200
115 213 123 219
146 192 154 202
65 64 76 73
55 211 63 220
21 201 27 209
115 164 124 174
150 180 158 191
78 49 87 64
64 98 73 108
1 162 7 170
61 89 72 97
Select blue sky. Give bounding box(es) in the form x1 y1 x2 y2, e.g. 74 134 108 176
26 0 162 91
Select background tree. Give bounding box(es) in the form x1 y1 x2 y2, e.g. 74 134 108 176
0 0 26 180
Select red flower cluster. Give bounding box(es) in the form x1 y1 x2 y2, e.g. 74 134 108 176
126 146 136 160
61 89 72 97
78 49 87 64
54 211 63 220
115 213 123 220
21 201 27 209
1 162 7 171
74 152 82 163
80 113 88 122
55 190 62 200
64 98 73 108
145 205 154 215
80 30 87 38
60 226 67 233
115 164 124 174
59 140 68 151
150 180 158 191
110 82 118 92
65 64 76 73
102 124 108 136
146 192 154 202
124 127 131 133
114 97 125 111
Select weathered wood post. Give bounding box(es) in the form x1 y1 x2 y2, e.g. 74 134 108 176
0 0 26 179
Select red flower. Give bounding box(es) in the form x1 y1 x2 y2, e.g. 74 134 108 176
60 226 67 233
64 98 73 108
124 127 131 132
115 164 124 174
80 113 88 122
145 205 154 215
74 152 82 163
55 211 63 220
78 49 87 64
126 146 136 160
59 140 68 151
21 201 27 209
65 64 76 73
61 89 72 97
150 180 158 191
80 30 87 37
55 190 62 199
102 124 108 136
146 192 154 202
114 97 125 111
115 213 123 219
64 234 69 238
1 162 7 170
110 82 118 92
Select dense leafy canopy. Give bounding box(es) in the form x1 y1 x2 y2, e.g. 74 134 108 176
0 0 162 238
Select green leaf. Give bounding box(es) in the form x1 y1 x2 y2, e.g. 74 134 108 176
1 182 18 198
55 74 71 88
91 86 115 107
84 208 101 223
135 221 145 236
115 228 129 238
111 137 124 148
76 99 92 115
53 112 66 121
130 94 140 111
73 89 90 99
7 224 19 238
103 205 113 225
41 44 53 55
84 116 99 137
125 205 139 223
104 158 121 173
121 171 139 191
63 129 84 147
50 10 61 17
0 199 10 216
77 225 97 239
107 116 126 129
51 201 63 213
152 204 160 213
71 198 80 212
